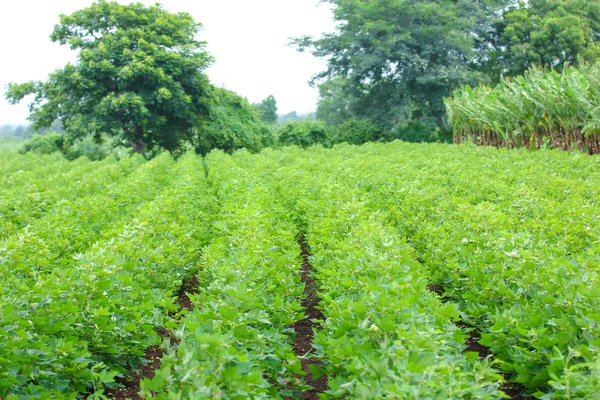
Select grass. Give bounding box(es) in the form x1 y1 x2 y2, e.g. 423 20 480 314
0 136 25 152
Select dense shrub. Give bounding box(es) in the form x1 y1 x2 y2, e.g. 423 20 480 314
393 118 443 143
332 119 393 145
194 88 274 156
276 121 331 148
19 133 116 161
18 134 66 155
63 137 110 161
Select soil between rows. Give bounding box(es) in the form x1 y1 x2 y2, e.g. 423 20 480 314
292 233 328 400
107 274 199 399
427 284 532 399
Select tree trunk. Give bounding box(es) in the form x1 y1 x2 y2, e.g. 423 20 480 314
128 125 145 154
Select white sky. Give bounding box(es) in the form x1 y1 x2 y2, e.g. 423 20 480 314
0 0 335 124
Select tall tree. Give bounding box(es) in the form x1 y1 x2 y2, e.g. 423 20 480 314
255 95 278 124
294 0 504 136
194 88 273 155
495 0 600 78
6 1 213 157
314 77 354 126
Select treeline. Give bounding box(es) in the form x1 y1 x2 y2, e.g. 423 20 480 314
295 0 600 143
0 121 65 138
7 1 600 158
5 1 352 160
446 63 600 154
16 109 394 160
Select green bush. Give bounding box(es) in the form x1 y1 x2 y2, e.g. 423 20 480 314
18 134 65 155
276 121 331 148
332 119 393 145
194 88 274 156
393 118 442 143
63 137 110 161
19 133 115 161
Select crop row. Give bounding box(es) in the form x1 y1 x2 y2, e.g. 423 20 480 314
233 149 503 399
2 142 599 399
0 155 145 240
0 154 217 398
269 142 600 398
141 151 305 399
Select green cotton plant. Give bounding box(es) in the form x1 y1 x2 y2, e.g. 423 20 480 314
0 155 141 241
446 62 600 153
140 151 305 399
0 153 219 398
296 141 600 399
229 142 600 399
1 155 170 396
261 147 505 399
2 140 600 399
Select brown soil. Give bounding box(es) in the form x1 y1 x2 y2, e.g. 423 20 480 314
175 274 200 312
107 344 165 400
456 321 493 358
107 275 199 399
427 285 532 399
292 233 328 400
426 284 445 297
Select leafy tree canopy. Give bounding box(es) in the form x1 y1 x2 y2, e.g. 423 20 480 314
296 0 600 140
294 0 502 134
276 120 330 148
254 95 278 124
495 0 600 78
194 87 273 156
6 1 213 157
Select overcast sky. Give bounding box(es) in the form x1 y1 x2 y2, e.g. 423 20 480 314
0 0 335 125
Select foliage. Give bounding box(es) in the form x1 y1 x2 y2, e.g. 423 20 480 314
331 119 392 145
1 141 600 399
193 87 273 156
393 118 446 143
18 133 66 155
254 94 278 124
5 0 213 157
294 0 504 133
0 154 218 398
446 62 600 153
0 137 26 152
63 136 111 161
263 148 505 398
19 133 120 161
265 142 600 398
298 0 600 138
491 0 600 79
338 142 600 398
276 120 330 148
314 77 354 127
141 151 304 398
278 111 314 124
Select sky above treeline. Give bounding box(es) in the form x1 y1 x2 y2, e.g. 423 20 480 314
0 0 335 125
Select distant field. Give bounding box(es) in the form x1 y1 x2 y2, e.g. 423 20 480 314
0 142 598 399
0 137 25 152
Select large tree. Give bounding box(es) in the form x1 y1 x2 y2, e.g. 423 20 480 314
6 1 213 157
294 0 504 136
495 0 600 78
254 95 278 124
194 87 273 156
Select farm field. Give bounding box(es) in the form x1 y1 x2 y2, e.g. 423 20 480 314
0 142 599 399
0 138 26 153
